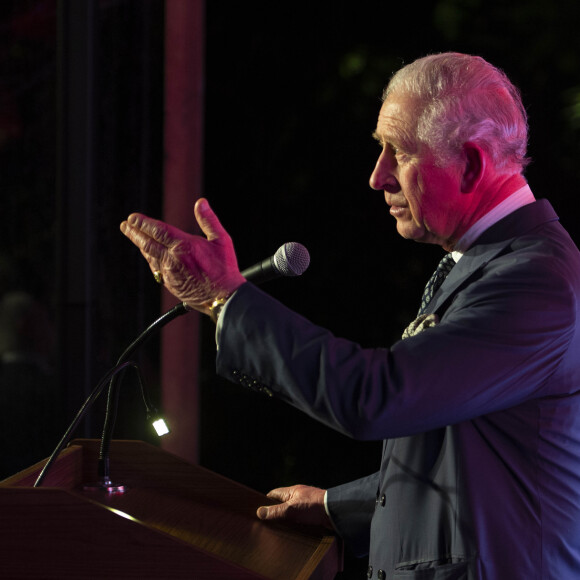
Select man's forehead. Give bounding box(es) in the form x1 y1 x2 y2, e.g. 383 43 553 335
374 93 421 142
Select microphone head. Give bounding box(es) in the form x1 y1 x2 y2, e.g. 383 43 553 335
273 242 310 277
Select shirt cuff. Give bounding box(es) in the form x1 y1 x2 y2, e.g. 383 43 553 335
215 290 237 348
324 490 338 530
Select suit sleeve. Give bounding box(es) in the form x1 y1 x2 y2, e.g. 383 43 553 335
326 472 379 557
216 236 578 440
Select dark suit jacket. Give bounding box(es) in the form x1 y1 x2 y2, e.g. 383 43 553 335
216 199 580 579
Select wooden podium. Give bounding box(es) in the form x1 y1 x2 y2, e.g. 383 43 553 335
0 439 342 579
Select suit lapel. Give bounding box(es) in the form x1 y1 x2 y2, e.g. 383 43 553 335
425 199 559 316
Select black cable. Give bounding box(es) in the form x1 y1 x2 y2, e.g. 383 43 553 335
34 301 191 487
33 360 140 487
97 302 191 480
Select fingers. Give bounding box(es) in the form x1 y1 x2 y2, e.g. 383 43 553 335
256 485 331 528
265 486 293 503
256 487 290 520
121 215 195 281
120 215 161 260
121 199 228 257
121 213 178 253
256 487 293 522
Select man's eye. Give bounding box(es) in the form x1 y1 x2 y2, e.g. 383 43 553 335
375 140 400 156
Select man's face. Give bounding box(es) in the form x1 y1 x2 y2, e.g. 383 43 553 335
369 92 466 249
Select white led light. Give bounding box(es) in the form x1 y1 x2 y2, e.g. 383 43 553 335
152 418 170 436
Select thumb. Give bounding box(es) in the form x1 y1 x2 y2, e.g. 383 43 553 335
256 502 288 521
195 198 229 242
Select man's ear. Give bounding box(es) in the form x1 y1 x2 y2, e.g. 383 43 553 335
461 142 485 193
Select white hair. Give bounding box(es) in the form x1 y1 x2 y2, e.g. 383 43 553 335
384 53 530 172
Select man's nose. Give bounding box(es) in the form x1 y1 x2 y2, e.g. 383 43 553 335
369 150 399 192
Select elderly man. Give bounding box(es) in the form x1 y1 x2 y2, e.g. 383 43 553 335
121 53 580 578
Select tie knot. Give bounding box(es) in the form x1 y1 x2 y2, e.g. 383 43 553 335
435 253 456 277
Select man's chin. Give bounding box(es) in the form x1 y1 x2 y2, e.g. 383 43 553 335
397 225 446 248
397 223 424 242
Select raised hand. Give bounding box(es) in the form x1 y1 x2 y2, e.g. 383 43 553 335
120 198 246 314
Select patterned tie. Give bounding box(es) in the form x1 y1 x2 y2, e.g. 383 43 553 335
418 253 456 316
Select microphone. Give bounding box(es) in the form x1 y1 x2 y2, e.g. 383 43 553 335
241 242 310 285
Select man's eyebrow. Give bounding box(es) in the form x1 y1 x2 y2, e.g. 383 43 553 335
372 131 396 146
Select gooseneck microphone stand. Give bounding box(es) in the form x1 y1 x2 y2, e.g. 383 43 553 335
34 301 191 489
91 301 191 492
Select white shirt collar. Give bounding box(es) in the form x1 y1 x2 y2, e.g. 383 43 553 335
451 184 536 262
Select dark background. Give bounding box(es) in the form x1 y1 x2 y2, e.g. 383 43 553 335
1 0 579 575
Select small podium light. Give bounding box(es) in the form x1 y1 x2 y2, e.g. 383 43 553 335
152 417 170 437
